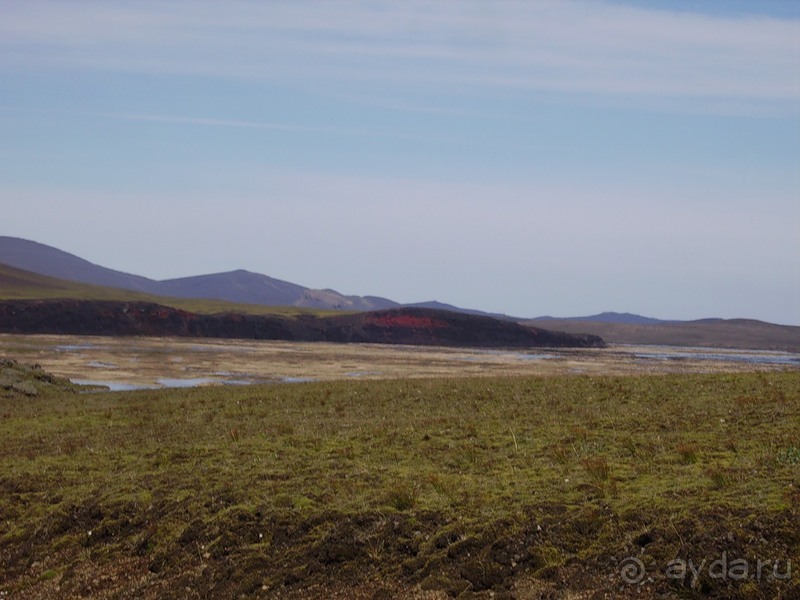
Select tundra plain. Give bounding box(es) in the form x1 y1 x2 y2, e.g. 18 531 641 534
1 335 799 599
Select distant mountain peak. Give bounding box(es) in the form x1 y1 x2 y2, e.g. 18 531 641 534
0 236 397 312
536 311 669 325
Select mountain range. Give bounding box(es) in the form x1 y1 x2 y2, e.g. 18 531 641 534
0 236 549 319
1 236 798 351
0 236 398 311
0 237 693 322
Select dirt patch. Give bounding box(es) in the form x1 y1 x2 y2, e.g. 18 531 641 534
3 496 797 599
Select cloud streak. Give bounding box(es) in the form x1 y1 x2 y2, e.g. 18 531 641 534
1 1 798 113
0 104 482 147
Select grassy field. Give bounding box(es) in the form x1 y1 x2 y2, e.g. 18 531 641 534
1 360 798 598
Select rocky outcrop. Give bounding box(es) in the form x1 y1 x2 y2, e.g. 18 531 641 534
0 358 78 397
0 300 606 349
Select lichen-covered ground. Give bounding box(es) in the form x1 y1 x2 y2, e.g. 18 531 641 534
1 356 798 598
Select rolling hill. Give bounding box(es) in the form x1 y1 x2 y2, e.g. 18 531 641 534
534 311 674 325
525 316 800 353
0 262 157 302
0 237 517 318
0 261 605 348
0 262 344 317
0 236 398 312
0 236 158 293
2 236 798 351
0 299 605 349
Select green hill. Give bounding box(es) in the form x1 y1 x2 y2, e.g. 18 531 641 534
0 236 397 311
0 262 334 318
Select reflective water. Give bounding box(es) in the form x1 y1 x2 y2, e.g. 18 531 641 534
71 375 300 391
630 346 800 366
71 379 157 392
50 340 799 392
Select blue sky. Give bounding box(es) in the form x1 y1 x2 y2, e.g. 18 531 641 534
1 1 799 324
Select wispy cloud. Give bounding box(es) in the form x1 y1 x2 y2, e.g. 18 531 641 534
89 111 405 139
0 104 457 144
1 1 797 114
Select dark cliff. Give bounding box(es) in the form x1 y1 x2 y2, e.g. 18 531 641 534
0 300 606 349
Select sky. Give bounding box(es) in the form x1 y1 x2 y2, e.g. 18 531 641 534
1 1 799 324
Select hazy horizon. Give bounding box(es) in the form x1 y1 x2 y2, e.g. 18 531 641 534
2 1 799 325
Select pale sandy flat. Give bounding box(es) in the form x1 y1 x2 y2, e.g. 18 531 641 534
1 334 797 390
